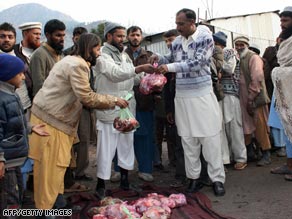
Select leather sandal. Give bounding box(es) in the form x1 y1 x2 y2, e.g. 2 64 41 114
234 162 247 170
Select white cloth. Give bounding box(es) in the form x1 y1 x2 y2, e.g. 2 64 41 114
96 121 134 180
174 91 222 137
181 133 225 183
218 101 230 164
272 36 292 141
222 95 247 163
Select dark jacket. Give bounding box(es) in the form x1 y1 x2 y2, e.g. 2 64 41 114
14 44 33 100
125 47 155 111
262 45 279 100
164 73 176 114
0 81 29 166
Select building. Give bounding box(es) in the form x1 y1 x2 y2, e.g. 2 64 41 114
142 10 281 56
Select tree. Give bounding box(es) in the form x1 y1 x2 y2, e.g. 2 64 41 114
91 22 105 43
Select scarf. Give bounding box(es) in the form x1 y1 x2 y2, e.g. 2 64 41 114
272 36 292 141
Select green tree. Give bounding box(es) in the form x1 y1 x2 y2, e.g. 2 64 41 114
91 22 105 43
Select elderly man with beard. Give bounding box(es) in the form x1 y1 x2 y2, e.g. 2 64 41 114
14 22 42 102
270 6 292 181
30 19 66 97
234 36 271 166
93 22 155 198
28 33 129 210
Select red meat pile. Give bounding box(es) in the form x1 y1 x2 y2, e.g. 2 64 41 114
91 193 187 219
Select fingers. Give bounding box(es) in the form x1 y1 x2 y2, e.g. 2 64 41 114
116 99 129 108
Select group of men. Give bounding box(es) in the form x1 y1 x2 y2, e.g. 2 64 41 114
0 5 292 214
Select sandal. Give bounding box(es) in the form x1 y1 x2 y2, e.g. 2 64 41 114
234 162 247 170
270 165 292 175
64 182 91 193
284 174 292 181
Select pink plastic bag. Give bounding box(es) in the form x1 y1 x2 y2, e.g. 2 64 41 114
139 63 167 95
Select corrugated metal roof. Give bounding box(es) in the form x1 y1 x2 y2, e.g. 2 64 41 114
207 10 280 22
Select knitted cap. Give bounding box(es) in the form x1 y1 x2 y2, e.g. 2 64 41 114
0 54 25 82
104 21 124 38
280 6 292 17
213 31 227 47
234 36 249 46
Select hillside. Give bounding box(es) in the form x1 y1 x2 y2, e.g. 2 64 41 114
0 3 104 48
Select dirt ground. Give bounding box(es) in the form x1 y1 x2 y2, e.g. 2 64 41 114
80 143 292 219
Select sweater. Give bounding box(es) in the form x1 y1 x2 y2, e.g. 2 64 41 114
93 43 140 123
165 25 214 96
30 43 63 97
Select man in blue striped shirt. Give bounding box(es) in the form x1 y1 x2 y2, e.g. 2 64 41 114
156 8 225 196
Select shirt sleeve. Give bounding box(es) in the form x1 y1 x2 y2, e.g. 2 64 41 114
69 64 116 109
93 54 136 83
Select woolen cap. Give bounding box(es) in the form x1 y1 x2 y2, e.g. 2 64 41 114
0 54 25 82
234 36 249 46
280 6 292 17
18 22 42 31
213 31 227 47
104 21 124 38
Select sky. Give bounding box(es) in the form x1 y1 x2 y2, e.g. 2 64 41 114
0 0 291 33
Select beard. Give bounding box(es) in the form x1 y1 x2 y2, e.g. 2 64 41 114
50 41 64 54
27 40 41 50
111 41 124 52
280 25 292 40
0 44 14 53
88 51 97 66
238 47 249 58
128 40 140 48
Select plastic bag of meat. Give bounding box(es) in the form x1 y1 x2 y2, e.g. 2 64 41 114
104 203 140 219
92 214 107 219
133 197 162 214
139 63 167 95
113 108 139 132
168 193 187 207
100 197 124 206
113 93 139 132
141 206 171 219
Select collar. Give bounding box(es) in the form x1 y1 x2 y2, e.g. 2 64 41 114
43 42 62 62
103 42 122 54
0 50 15 55
0 81 15 94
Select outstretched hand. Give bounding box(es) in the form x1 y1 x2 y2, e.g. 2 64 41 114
32 124 50 136
135 64 156 74
157 64 169 74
